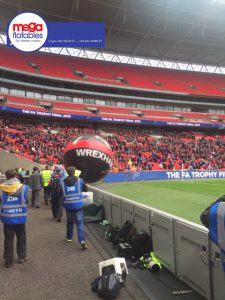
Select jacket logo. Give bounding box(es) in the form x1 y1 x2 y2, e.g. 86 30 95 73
7 196 18 202
67 186 76 192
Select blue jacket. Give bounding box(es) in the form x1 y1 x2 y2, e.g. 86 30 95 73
209 201 225 271
62 177 84 210
0 178 28 225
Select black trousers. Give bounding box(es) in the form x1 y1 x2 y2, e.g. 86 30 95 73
44 187 51 205
3 223 26 265
51 195 63 219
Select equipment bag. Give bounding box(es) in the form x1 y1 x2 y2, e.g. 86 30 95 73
92 265 122 299
113 220 137 246
105 225 120 244
137 252 162 273
117 243 133 259
130 230 153 259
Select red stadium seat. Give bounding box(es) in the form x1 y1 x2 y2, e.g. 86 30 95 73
1 46 225 97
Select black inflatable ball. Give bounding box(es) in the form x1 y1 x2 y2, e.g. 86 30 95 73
63 135 113 183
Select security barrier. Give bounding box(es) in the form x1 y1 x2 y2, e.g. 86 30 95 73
89 185 225 300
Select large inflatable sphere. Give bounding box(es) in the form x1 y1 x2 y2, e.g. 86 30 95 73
63 135 113 183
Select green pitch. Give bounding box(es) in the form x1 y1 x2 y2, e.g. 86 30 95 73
95 179 225 224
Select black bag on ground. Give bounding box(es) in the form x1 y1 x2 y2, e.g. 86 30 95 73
200 195 225 228
113 220 137 246
105 225 120 243
130 230 153 258
92 265 122 299
117 243 133 259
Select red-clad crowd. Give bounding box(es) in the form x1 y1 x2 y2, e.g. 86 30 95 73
1 118 225 171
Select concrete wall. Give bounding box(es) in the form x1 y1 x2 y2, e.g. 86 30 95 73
0 150 42 172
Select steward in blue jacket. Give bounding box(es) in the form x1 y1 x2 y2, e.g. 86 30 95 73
200 195 225 271
0 169 28 268
62 166 88 249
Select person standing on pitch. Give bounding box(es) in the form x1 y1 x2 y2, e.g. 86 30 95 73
62 166 88 249
41 165 52 205
0 169 28 268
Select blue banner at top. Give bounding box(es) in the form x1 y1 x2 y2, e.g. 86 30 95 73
44 22 105 48
7 12 105 52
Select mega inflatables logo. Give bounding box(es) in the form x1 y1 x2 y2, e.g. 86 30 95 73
7 12 48 52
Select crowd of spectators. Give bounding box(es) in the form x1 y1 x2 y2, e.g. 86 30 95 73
1 118 225 172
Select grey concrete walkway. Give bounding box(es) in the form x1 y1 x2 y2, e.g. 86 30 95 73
0 199 149 300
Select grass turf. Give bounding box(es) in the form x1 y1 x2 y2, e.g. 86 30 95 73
95 179 225 224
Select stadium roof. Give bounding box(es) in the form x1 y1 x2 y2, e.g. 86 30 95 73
1 0 225 66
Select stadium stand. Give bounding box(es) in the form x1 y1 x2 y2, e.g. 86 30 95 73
2 46 225 97
2 2 225 299
1 94 225 124
1 118 225 171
